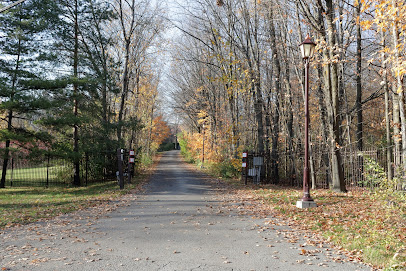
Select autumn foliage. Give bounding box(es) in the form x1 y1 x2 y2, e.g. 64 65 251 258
150 115 171 152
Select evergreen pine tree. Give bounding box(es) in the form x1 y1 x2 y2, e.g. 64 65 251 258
0 0 65 188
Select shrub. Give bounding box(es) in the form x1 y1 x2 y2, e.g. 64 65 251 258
178 133 195 163
362 157 385 190
158 142 174 152
208 158 240 178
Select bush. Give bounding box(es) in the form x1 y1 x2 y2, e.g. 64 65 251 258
178 133 195 163
363 157 406 213
208 158 240 179
158 142 174 152
140 153 153 167
362 157 385 190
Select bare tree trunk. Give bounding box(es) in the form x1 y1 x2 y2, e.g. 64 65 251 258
116 0 136 143
117 42 130 143
393 90 401 166
379 30 393 181
0 34 22 188
355 0 363 152
317 63 331 187
252 72 264 153
355 0 364 186
73 0 81 186
269 6 280 184
325 0 346 192
391 0 406 170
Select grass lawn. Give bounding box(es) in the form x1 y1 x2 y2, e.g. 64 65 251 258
0 165 66 185
0 153 161 230
222 180 406 270
0 153 160 230
0 181 143 230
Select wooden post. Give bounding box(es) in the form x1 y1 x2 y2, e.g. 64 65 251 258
85 153 89 186
127 161 132 184
117 148 124 189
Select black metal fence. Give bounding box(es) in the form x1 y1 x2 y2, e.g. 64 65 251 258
243 144 403 191
0 151 121 187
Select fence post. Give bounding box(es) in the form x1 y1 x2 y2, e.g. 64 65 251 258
46 154 50 188
85 153 88 186
127 162 132 184
117 148 124 189
10 157 14 187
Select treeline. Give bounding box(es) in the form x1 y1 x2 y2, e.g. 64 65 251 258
170 0 405 191
0 0 170 188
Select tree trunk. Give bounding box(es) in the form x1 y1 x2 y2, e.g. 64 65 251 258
391 0 406 170
252 73 265 154
355 0 363 152
0 118 12 188
0 35 21 188
355 0 364 186
325 0 346 192
380 30 393 181
317 63 331 187
269 7 280 184
117 42 130 143
73 0 81 186
393 90 401 166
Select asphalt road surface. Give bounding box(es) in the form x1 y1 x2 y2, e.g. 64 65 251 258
0 150 371 270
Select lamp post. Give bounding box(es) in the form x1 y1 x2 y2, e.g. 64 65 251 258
297 34 317 209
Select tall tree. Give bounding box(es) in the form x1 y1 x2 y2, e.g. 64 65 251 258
0 0 63 188
298 0 347 192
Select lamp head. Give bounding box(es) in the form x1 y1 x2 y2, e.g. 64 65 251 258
300 34 316 59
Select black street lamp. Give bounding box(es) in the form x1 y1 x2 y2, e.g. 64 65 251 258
297 34 317 209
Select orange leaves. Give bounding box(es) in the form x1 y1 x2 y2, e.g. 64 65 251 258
360 20 373 30
223 184 404 268
151 115 171 147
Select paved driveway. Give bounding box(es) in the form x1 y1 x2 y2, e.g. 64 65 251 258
0 150 371 270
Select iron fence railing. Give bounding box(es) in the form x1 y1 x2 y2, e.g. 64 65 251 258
243 144 404 191
0 151 120 187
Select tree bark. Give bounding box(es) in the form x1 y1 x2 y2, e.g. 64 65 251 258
268 7 280 184
73 0 81 186
325 0 346 192
391 0 406 170
116 0 136 144
355 0 363 152
393 89 401 166
0 35 21 188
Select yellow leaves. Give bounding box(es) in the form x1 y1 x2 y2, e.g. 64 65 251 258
197 110 209 125
196 86 204 93
151 115 171 147
360 20 373 30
